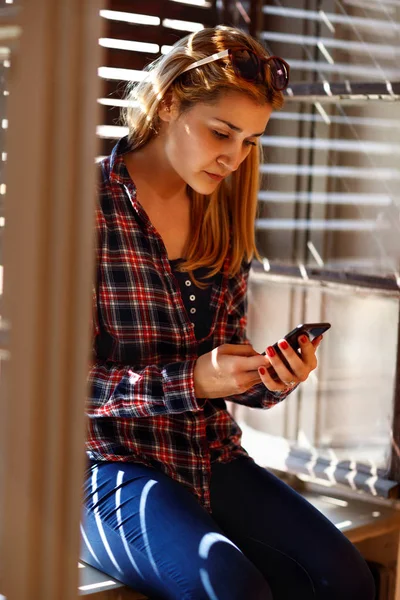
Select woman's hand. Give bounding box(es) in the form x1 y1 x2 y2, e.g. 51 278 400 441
258 334 323 394
193 343 267 398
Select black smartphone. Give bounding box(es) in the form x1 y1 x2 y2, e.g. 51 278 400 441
262 322 331 380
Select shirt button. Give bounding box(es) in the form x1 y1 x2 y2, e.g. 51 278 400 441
189 294 196 301
185 280 191 287
190 307 196 314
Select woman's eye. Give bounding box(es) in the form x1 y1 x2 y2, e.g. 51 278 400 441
212 130 229 140
212 130 256 147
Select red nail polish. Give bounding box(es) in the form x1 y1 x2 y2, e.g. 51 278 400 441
266 346 275 357
300 335 308 344
279 340 289 350
259 367 266 375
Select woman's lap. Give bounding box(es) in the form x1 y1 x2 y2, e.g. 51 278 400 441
81 461 270 600
210 457 375 600
81 458 375 600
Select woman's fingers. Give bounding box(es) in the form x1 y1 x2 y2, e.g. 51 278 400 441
258 365 290 393
265 334 323 384
312 334 323 349
265 342 304 383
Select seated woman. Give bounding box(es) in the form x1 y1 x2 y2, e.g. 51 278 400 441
81 24 375 600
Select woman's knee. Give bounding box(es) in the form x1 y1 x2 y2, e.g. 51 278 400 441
192 535 272 600
317 546 376 600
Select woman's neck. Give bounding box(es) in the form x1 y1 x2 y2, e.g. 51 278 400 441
124 135 187 202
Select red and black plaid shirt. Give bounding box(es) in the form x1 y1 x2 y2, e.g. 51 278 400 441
86 136 286 509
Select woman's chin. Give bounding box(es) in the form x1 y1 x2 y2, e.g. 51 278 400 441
187 174 222 195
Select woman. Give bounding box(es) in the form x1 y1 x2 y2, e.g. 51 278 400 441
81 25 375 600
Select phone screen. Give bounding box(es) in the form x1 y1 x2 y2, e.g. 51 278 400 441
283 322 331 352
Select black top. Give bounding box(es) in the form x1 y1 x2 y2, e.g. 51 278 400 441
169 259 221 355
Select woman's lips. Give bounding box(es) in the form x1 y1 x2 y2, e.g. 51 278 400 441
204 171 224 182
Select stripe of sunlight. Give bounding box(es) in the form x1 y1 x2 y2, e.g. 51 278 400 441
259 164 400 180
162 18 204 32
98 67 147 82
318 41 335 64
199 532 242 559
161 45 174 54
315 102 331 125
91 466 124 575
80 523 102 568
260 136 400 155
139 480 161 578
307 240 325 267
100 10 160 26
335 520 353 530
255 219 390 231
258 191 392 206
97 125 128 138
98 99 135 108
319 9 336 33
199 570 220 600
79 581 118 592
198 533 243 600
261 31 400 58
262 5 400 34
270 111 400 129
169 0 212 6
99 38 159 54
115 470 144 579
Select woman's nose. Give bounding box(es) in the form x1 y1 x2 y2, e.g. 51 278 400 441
218 146 247 173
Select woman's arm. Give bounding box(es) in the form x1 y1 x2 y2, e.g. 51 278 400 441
87 356 201 418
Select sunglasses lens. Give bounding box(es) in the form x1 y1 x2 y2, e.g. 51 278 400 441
232 49 260 81
230 50 289 90
269 58 288 90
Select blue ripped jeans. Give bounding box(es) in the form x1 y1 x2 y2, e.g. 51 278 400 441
81 457 375 600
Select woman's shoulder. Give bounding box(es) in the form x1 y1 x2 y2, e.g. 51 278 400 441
96 136 132 190
96 138 133 216
96 156 112 190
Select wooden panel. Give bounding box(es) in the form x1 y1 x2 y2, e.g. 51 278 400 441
390 307 400 483
102 79 128 100
105 20 184 46
107 0 217 27
100 103 121 127
101 48 154 71
79 562 147 598
99 137 119 157
0 1 104 599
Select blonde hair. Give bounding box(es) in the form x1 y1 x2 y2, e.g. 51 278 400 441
121 25 284 283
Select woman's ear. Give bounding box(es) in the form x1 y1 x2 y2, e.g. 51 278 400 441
158 92 179 123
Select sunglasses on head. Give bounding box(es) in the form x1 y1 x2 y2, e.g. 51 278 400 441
181 48 290 92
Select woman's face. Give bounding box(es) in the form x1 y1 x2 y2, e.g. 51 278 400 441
159 90 273 194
